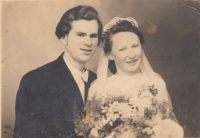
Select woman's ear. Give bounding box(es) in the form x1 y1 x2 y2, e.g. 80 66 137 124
60 35 68 45
107 53 114 60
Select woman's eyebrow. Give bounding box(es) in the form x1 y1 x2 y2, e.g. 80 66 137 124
119 46 126 49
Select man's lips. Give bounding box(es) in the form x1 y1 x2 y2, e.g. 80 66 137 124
80 48 93 52
126 59 138 64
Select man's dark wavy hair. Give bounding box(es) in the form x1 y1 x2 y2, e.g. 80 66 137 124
102 20 145 74
55 5 103 45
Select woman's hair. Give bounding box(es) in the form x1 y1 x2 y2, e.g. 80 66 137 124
55 5 103 45
103 20 145 74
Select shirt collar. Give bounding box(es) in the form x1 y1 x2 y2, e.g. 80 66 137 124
63 53 88 82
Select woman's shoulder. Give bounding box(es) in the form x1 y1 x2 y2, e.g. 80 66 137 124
153 72 166 86
149 72 170 102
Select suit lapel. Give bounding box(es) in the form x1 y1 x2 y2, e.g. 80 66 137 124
54 53 96 108
55 53 84 110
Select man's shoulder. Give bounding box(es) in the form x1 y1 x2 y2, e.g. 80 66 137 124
24 61 55 77
22 54 64 82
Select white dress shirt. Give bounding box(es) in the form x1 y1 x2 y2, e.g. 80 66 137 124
63 54 88 103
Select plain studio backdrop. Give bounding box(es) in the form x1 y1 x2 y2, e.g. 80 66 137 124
2 0 200 137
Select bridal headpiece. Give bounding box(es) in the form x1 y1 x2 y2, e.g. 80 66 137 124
103 17 139 34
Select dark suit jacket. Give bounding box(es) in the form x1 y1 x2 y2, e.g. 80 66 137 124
13 53 96 138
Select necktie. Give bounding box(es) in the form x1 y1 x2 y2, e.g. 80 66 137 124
80 69 89 82
78 69 88 104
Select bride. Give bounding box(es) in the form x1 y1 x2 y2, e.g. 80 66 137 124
75 17 184 138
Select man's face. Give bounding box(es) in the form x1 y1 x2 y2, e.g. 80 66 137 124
63 19 99 64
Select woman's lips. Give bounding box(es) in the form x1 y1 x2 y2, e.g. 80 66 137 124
126 59 138 64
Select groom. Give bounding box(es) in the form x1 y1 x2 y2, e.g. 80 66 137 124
14 5 102 138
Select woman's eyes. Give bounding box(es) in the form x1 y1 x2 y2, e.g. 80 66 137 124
119 48 126 51
132 45 139 48
119 45 139 51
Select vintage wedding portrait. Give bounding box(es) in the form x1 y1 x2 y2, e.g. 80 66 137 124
2 0 200 137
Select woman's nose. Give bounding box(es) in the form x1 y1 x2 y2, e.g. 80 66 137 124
127 50 135 58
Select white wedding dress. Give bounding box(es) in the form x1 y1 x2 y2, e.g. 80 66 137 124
88 72 170 104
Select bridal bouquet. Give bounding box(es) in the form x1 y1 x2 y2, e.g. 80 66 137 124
74 84 179 138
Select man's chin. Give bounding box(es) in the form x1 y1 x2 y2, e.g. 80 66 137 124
78 58 92 64
80 55 94 61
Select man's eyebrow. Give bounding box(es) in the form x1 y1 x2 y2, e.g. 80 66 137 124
75 32 98 36
90 33 98 36
75 32 86 34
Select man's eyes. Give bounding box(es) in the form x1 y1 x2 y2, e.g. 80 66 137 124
77 34 98 38
77 34 85 37
91 35 98 38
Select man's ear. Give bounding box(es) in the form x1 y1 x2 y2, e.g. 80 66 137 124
60 35 68 45
107 53 114 60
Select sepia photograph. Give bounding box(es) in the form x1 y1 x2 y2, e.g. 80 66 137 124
2 0 200 137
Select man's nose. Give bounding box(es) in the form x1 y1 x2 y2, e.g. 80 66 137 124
84 36 92 47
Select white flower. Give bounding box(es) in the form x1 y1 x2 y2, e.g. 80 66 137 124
142 127 153 135
129 96 139 106
89 127 100 138
101 105 108 113
145 113 162 127
98 116 110 127
105 132 116 138
117 130 137 138
107 113 119 122
109 121 113 126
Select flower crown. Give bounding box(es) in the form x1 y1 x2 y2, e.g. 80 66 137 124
103 17 139 34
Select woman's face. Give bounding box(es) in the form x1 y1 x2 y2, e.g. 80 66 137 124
108 32 143 76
